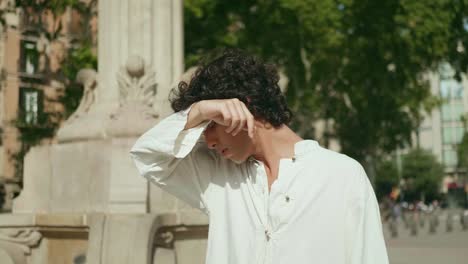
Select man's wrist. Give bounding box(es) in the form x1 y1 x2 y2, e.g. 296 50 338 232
184 101 207 130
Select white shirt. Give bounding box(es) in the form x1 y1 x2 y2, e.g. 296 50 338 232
129 106 389 264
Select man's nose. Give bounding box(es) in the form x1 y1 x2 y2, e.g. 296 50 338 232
207 142 217 150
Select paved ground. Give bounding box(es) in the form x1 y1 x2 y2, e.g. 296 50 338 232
385 231 468 264
382 211 468 264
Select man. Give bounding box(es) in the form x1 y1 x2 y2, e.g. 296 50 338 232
130 49 389 264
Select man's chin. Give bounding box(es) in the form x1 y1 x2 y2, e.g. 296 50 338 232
223 152 248 164
230 157 245 165
232 159 244 165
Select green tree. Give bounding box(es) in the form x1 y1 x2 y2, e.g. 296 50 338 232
457 131 468 169
60 0 98 118
184 0 466 182
374 158 399 201
447 0 468 81
401 148 444 202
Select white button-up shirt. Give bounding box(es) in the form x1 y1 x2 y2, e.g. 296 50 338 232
130 106 389 264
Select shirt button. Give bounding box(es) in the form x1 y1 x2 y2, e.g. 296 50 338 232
285 195 290 202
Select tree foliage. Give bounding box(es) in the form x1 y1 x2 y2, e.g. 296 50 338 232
184 0 468 168
401 148 444 202
457 132 468 169
374 158 399 201
60 44 97 118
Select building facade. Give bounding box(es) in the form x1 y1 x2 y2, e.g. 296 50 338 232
0 1 97 210
407 64 468 194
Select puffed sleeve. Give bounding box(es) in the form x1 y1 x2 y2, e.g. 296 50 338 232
129 104 217 215
345 164 390 264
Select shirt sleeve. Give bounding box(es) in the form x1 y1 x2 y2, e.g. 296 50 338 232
129 104 217 215
345 164 389 264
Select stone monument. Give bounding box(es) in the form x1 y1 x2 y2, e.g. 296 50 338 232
0 0 209 263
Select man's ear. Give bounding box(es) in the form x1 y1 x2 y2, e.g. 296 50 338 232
254 119 266 129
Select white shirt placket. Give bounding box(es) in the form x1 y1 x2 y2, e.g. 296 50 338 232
257 159 293 264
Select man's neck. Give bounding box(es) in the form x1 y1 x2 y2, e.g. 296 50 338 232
252 123 303 174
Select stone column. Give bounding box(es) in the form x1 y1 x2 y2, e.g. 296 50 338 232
96 0 183 118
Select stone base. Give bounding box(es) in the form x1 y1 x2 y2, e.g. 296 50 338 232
86 213 159 264
12 138 147 214
0 210 209 264
0 213 88 264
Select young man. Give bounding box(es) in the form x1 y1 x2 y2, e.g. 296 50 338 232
130 50 389 264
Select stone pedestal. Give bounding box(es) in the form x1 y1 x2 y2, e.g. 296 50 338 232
86 213 159 264
12 138 148 214
0 214 88 264
0 211 208 264
0 0 211 263
86 212 208 264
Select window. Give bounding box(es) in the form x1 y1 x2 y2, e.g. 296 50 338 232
441 104 452 121
443 126 465 144
439 65 466 169
443 148 458 167
441 103 466 122
453 82 464 99
455 126 465 143
440 81 451 99
453 103 465 119
19 88 42 125
440 79 463 100
443 127 454 144
20 40 39 75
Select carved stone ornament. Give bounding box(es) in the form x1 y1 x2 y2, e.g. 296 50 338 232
116 55 156 106
0 228 42 254
57 55 159 141
107 55 159 137
56 68 99 142
68 69 98 121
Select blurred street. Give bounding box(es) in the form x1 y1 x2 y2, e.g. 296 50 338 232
383 209 468 264
386 231 468 264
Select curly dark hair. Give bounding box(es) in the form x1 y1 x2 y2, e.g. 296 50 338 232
169 49 293 128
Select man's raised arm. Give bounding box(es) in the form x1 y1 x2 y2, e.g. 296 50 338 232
129 99 254 214
129 101 216 214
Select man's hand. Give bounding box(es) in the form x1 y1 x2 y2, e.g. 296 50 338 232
185 99 255 138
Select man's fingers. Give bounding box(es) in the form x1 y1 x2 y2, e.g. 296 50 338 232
232 101 247 136
219 106 231 127
225 101 239 133
239 102 254 138
215 99 254 138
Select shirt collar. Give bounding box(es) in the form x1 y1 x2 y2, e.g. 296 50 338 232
294 139 319 158
248 139 319 163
